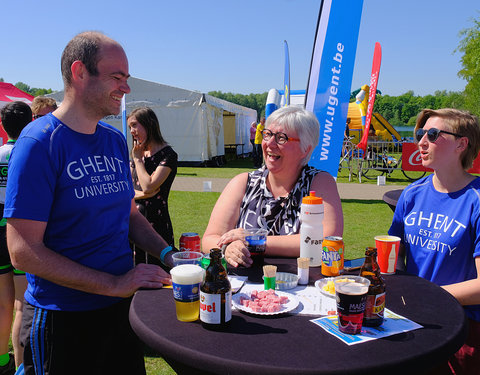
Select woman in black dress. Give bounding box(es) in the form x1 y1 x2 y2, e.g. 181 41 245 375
128 107 178 266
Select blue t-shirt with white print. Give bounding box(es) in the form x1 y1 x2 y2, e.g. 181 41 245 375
4 113 134 311
389 174 480 321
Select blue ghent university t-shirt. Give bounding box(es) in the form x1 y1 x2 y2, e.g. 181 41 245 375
389 175 480 322
4 114 134 311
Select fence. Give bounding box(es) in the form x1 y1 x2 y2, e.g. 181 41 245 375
338 139 426 183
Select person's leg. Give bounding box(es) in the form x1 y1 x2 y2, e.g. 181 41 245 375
448 318 480 374
22 302 93 375
12 273 27 367
0 271 14 372
256 143 263 166
97 298 146 375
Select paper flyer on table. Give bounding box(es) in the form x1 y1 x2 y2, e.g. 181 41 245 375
310 309 423 345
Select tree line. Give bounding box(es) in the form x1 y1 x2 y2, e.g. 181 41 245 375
0 78 53 97
208 89 467 128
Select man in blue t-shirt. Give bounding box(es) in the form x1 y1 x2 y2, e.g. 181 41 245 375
4 32 176 375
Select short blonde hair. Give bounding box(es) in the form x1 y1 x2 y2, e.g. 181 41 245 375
31 96 57 115
415 108 480 170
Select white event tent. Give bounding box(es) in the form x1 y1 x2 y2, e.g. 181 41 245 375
47 77 257 165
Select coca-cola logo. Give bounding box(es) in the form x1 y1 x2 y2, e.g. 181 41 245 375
408 149 423 166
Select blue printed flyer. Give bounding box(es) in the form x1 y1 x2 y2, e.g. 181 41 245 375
311 309 423 345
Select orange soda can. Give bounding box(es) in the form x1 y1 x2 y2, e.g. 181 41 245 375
321 236 344 277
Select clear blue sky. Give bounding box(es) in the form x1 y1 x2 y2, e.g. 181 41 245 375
2 0 478 97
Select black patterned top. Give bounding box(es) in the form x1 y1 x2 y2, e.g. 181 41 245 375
131 145 178 246
236 165 321 235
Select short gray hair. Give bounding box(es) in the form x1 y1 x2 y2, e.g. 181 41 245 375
265 106 319 165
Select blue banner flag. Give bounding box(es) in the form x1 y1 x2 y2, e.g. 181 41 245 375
305 0 364 178
284 40 290 106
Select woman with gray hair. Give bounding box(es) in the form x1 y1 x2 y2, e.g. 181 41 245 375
202 106 343 267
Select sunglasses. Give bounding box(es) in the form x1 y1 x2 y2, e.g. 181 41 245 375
33 114 44 120
261 129 300 145
415 127 463 143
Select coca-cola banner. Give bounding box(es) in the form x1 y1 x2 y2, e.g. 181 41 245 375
402 142 480 173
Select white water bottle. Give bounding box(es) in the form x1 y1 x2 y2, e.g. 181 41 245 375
299 191 324 267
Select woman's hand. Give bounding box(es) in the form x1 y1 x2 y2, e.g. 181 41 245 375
131 139 145 161
218 228 247 248
224 239 252 268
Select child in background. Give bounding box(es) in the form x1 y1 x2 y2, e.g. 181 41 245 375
0 101 31 374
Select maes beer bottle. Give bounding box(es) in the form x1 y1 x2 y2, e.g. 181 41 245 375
200 248 232 330
359 247 386 327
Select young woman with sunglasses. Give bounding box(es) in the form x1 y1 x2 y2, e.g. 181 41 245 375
202 106 343 267
389 108 480 374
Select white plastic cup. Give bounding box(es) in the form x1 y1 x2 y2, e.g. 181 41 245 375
170 264 205 322
172 251 203 267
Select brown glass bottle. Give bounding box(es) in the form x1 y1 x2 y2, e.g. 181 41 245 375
359 247 386 327
200 248 232 330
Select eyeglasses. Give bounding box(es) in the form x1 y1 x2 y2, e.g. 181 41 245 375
415 127 463 143
261 129 300 145
33 114 43 120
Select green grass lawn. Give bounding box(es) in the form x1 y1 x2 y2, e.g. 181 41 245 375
178 157 425 186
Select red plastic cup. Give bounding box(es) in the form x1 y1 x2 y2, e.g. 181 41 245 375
374 235 401 274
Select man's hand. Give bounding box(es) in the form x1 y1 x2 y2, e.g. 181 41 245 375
112 263 172 298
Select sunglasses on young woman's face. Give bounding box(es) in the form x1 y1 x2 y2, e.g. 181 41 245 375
415 127 463 143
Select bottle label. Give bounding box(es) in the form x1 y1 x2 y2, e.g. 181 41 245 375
364 292 385 319
172 282 200 303
200 291 232 324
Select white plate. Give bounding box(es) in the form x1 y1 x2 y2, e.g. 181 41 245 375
232 290 299 316
315 278 336 298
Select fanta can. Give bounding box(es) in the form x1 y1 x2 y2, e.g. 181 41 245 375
321 236 344 276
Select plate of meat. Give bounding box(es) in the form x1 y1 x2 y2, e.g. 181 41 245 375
232 289 299 316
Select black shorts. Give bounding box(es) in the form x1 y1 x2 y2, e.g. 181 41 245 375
0 219 25 276
0 220 12 274
20 298 146 375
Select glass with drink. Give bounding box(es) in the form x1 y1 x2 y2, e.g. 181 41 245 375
170 264 205 322
245 228 267 268
172 251 203 267
334 276 370 335
244 228 267 283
